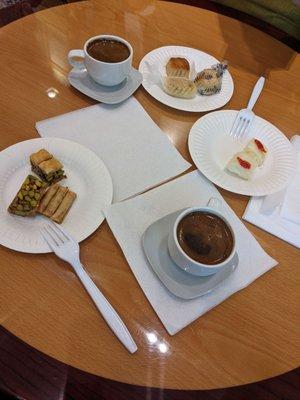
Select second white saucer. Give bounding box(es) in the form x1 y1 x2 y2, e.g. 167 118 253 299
142 208 238 300
68 67 143 104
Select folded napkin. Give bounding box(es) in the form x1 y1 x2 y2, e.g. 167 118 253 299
36 98 191 202
104 171 277 335
280 135 300 224
243 135 300 248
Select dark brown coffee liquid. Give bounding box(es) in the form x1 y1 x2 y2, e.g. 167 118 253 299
177 212 233 265
87 39 130 63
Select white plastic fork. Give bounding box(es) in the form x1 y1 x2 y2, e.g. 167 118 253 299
42 223 138 354
230 76 265 140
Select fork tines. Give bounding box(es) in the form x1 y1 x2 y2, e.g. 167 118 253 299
230 115 250 140
42 223 70 248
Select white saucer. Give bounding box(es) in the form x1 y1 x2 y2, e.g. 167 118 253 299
142 209 238 300
68 67 143 104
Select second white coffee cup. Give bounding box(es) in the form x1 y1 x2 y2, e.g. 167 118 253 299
68 34 133 86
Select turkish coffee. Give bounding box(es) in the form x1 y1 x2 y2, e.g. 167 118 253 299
87 38 130 63
177 211 234 265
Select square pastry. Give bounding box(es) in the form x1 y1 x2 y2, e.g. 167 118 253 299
30 149 66 184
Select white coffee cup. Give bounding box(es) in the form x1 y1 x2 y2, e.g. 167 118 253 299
68 35 133 86
168 198 236 276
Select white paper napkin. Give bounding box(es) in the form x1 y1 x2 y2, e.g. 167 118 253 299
280 135 300 224
244 135 300 248
104 171 277 335
36 97 191 202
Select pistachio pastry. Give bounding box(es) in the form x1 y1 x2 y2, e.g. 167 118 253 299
8 175 48 217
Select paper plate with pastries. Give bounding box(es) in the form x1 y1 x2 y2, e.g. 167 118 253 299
0 138 113 253
188 110 295 196
139 45 234 112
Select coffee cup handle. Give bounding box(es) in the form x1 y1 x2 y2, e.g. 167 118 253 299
68 50 85 69
207 197 222 210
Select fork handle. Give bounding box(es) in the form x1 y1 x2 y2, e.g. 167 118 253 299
247 76 265 111
71 260 138 354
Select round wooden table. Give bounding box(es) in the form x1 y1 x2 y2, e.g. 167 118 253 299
0 0 299 398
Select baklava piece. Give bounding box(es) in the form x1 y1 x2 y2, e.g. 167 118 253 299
51 191 77 224
30 149 66 184
8 175 48 217
38 184 76 224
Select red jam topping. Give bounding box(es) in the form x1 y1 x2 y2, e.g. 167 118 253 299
255 139 266 153
237 157 251 169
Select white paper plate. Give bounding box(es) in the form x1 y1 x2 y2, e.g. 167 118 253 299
188 110 295 196
0 138 113 253
139 46 234 112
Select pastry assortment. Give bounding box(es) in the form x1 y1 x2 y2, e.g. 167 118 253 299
225 138 267 180
161 56 228 99
8 149 76 223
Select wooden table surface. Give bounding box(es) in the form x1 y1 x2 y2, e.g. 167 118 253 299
0 0 299 392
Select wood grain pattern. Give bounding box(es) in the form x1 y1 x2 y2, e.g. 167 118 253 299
0 0 299 391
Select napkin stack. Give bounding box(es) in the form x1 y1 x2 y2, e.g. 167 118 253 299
243 135 300 248
36 97 191 202
104 171 277 335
